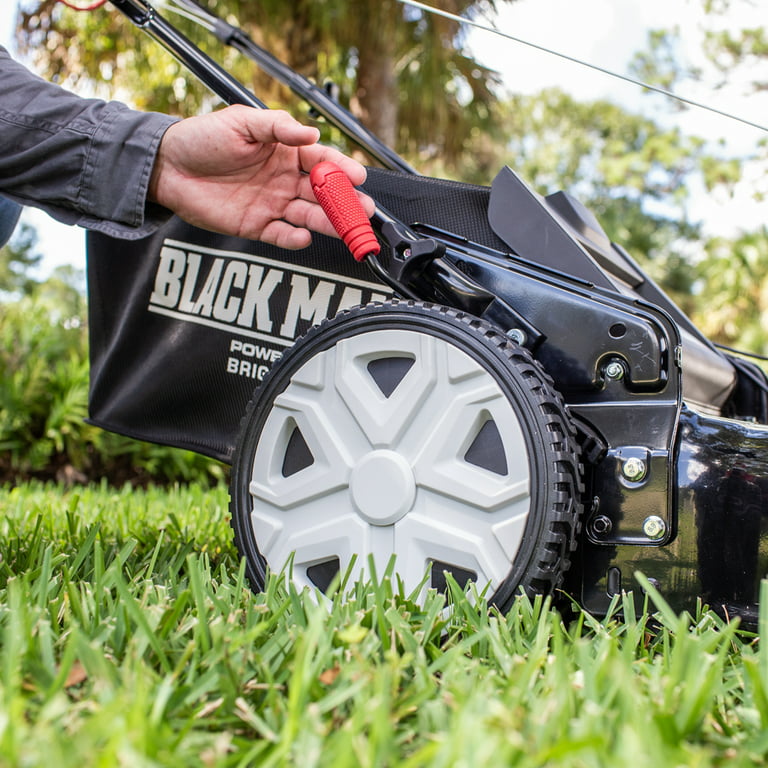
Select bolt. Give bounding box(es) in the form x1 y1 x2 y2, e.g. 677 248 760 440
589 515 613 537
605 361 624 381
507 328 527 345
643 515 666 540
621 456 647 482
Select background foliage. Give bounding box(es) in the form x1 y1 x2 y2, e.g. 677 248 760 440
0 251 225 485
16 0 504 172
4 0 768 482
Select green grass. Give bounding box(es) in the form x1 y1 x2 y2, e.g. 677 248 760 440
1 482 768 767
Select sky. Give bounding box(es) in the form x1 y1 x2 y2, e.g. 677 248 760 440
2 0 766 276
466 0 767 239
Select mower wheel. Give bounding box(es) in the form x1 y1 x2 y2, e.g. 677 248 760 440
229 300 583 609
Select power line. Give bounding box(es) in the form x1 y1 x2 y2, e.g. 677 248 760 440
398 0 768 134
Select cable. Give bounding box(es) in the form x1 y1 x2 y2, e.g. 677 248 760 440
154 0 216 32
398 0 768 135
715 343 768 363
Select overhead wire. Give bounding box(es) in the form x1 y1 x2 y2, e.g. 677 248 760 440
398 0 768 134
153 0 216 32
61 0 767 135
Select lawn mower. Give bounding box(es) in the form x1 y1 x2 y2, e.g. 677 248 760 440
87 0 768 625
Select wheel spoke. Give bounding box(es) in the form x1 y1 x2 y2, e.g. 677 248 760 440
406 341 531 511
252 501 395 592
249 396 351 510
334 330 439 447
249 347 360 509
413 391 530 510
395 485 530 594
251 499 359 584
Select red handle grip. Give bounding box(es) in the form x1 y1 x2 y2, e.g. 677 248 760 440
310 161 380 262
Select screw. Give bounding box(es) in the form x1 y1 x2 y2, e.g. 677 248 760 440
621 456 647 482
605 361 624 381
507 328 527 345
643 515 666 540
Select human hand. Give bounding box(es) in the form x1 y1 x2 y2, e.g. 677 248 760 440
148 105 375 250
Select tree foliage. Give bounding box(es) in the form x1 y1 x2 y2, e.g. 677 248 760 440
0 222 42 297
629 27 702 97
696 228 768 355
623 0 768 357
15 0 508 173
697 0 768 92
480 87 740 315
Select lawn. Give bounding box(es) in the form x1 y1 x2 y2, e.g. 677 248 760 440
1 482 767 767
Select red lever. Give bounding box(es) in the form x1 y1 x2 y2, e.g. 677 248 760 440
310 161 380 262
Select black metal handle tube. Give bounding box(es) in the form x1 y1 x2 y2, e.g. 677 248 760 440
171 0 417 174
226 33 417 174
109 0 267 108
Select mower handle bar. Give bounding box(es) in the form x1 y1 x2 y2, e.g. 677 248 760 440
109 0 416 174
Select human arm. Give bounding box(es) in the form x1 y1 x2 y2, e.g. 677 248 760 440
0 46 373 247
0 45 177 240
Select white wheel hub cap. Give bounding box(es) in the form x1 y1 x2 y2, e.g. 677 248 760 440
248 328 532 596
350 450 416 525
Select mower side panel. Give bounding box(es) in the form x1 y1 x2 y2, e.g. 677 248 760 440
399 228 686 551
577 407 768 626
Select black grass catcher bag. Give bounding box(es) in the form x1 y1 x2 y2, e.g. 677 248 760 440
86 169 505 463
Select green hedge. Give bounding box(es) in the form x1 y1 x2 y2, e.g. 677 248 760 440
0 292 225 486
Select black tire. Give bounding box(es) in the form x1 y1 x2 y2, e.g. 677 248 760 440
230 300 583 610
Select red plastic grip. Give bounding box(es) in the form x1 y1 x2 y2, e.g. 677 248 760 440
310 161 380 262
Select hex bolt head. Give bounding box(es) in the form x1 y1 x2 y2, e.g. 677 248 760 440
643 515 666 540
621 456 647 482
507 328 527 345
589 514 613 537
605 361 625 381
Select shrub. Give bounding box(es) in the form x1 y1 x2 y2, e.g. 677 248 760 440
0 289 224 486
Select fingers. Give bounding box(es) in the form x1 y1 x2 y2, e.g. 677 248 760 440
259 220 313 250
220 104 369 189
298 143 368 187
296 172 375 219
284 196 349 240
261 194 375 250
296 146 374 218
232 106 320 147
229 106 369 185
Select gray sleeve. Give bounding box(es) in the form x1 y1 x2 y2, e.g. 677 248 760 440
0 46 180 240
